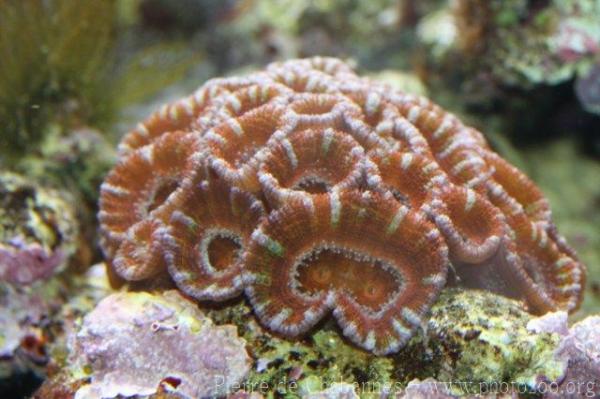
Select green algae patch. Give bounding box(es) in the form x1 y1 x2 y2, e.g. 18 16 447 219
406 289 565 394
205 289 565 397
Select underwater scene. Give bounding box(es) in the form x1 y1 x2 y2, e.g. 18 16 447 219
1 1 599 398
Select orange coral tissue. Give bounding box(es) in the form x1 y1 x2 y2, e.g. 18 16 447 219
99 57 586 355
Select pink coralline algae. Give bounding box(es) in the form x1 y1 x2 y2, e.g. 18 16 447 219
529 313 600 399
99 57 586 355
70 291 250 399
0 238 65 285
553 316 600 399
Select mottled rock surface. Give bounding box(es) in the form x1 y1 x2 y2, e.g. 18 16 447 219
530 312 600 398
0 279 63 378
70 291 250 399
0 171 78 285
207 288 567 397
393 289 566 393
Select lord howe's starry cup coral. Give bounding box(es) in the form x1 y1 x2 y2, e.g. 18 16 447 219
98 57 586 355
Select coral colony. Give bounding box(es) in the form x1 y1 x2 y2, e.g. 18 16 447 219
98 57 585 356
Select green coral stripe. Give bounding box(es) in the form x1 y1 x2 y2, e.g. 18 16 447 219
262 234 285 257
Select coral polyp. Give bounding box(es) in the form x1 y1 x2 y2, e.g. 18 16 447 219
98 57 586 355
258 128 369 208
98 130 203 279
164 171 265 301
243 190 447 354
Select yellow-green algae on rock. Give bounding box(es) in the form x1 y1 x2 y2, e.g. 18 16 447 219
203 288 566 398
396 289 565 394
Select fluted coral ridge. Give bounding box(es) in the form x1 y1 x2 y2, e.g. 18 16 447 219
98 57 586 355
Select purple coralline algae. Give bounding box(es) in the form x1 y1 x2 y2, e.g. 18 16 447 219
528 312 600 398
0 238 66 285
69 290 251 399
0 172 78 285
526 311 570 336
